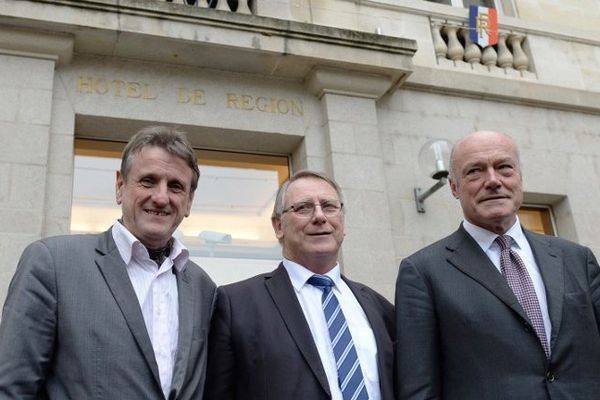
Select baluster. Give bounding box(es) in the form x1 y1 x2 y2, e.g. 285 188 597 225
496 32 513 69
196 0 209 7
443 24 464 62
509 34 529 71
431 21 448 60
213 0 231 11
461 27 481 64
481 45 498 67
236 0 252 14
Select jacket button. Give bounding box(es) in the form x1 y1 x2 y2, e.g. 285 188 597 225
546 371 555 382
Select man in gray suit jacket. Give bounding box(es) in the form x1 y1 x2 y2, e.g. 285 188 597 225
204 170 395 400
396 131 600 399
0 126 216 399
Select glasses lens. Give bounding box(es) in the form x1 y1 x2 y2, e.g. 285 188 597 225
285 201 342 217
293 202 315 216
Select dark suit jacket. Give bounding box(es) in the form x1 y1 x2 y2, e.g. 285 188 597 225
0 229 217 400
396 225 600 400
204 263 395 400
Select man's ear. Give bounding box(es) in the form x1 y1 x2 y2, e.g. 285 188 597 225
115 170 124 205
272 217 284 240
185 191 195 217
449 178 459 199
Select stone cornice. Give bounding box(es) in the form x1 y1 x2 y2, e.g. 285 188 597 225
306 67 396 100
0 0 417 90
25 0 417 54
405 65 600 115
0 25 73 65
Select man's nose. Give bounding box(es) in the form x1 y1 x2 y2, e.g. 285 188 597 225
484 168 502 187
311 204 327 222
152 182 169 204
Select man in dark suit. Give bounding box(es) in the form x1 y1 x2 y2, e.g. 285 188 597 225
396 130 600 399
204 170 395 400
0 126 216 399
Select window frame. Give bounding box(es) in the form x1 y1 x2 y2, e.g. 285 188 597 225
518 204 556 236
71 137 290 250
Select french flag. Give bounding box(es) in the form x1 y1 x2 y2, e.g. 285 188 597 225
469 5 498 47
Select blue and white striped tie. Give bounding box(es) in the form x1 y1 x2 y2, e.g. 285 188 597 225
308 275 369 400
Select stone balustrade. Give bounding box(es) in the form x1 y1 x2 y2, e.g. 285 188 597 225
164 0 253 14
431 18 531 76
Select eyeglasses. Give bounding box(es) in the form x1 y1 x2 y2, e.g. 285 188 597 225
281 200 344 218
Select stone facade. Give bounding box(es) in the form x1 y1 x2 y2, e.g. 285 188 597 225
0 0 599 302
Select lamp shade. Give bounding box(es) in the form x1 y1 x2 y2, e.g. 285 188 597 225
417 138 452 180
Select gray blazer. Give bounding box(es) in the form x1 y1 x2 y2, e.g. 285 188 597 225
204 264 395 400
396 225 600 400
0 229 216 400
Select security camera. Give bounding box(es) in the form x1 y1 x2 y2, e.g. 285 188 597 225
199 231 233 244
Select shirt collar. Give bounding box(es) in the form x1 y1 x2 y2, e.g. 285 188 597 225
282 258 342 293
462 217 525 252
111 220 189 272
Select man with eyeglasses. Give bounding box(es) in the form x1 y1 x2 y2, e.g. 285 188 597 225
204 170 395 400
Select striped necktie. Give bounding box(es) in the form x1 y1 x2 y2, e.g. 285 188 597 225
495 235 550 358
307 275 369 400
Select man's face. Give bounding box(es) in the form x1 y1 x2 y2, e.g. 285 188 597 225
449 132 523 234
272 177 345 273
116 146 194 249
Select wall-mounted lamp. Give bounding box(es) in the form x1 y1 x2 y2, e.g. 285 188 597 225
414 138 452 213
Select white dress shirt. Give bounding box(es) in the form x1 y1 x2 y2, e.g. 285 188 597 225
463 218 552 350
112 221 189 398
282 259 382 400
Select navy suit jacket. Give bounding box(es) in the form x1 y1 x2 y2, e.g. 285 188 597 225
204 263 395 400
396 225 600 400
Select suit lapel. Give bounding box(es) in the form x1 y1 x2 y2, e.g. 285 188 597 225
525 231 565 348
94 230 162 389
265 264 331 397
346 279 393 400
170 264 194 395
447 227 530 323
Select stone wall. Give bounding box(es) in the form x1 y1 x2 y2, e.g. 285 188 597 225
1 0 599 303
379 88 600 270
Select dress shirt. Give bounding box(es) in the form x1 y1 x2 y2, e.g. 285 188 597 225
112 221 189 398
282 259 381 400
463 218 552 349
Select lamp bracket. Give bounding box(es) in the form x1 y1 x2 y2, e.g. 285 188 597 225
414 177 448 213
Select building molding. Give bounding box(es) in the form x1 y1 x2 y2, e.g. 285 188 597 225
0 0 417 84
0 25 73 65
305 67 396 100
405 65 600 115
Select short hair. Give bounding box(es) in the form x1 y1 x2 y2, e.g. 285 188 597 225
271 170 344 219
120 126 200 193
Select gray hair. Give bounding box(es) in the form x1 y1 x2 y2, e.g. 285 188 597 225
120 126 200 193
271 170 344 219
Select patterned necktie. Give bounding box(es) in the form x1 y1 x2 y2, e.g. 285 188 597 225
495 235 550 358
307 275 369 400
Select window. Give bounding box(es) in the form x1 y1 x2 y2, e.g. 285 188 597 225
517 205 556 236
72 138 289 284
